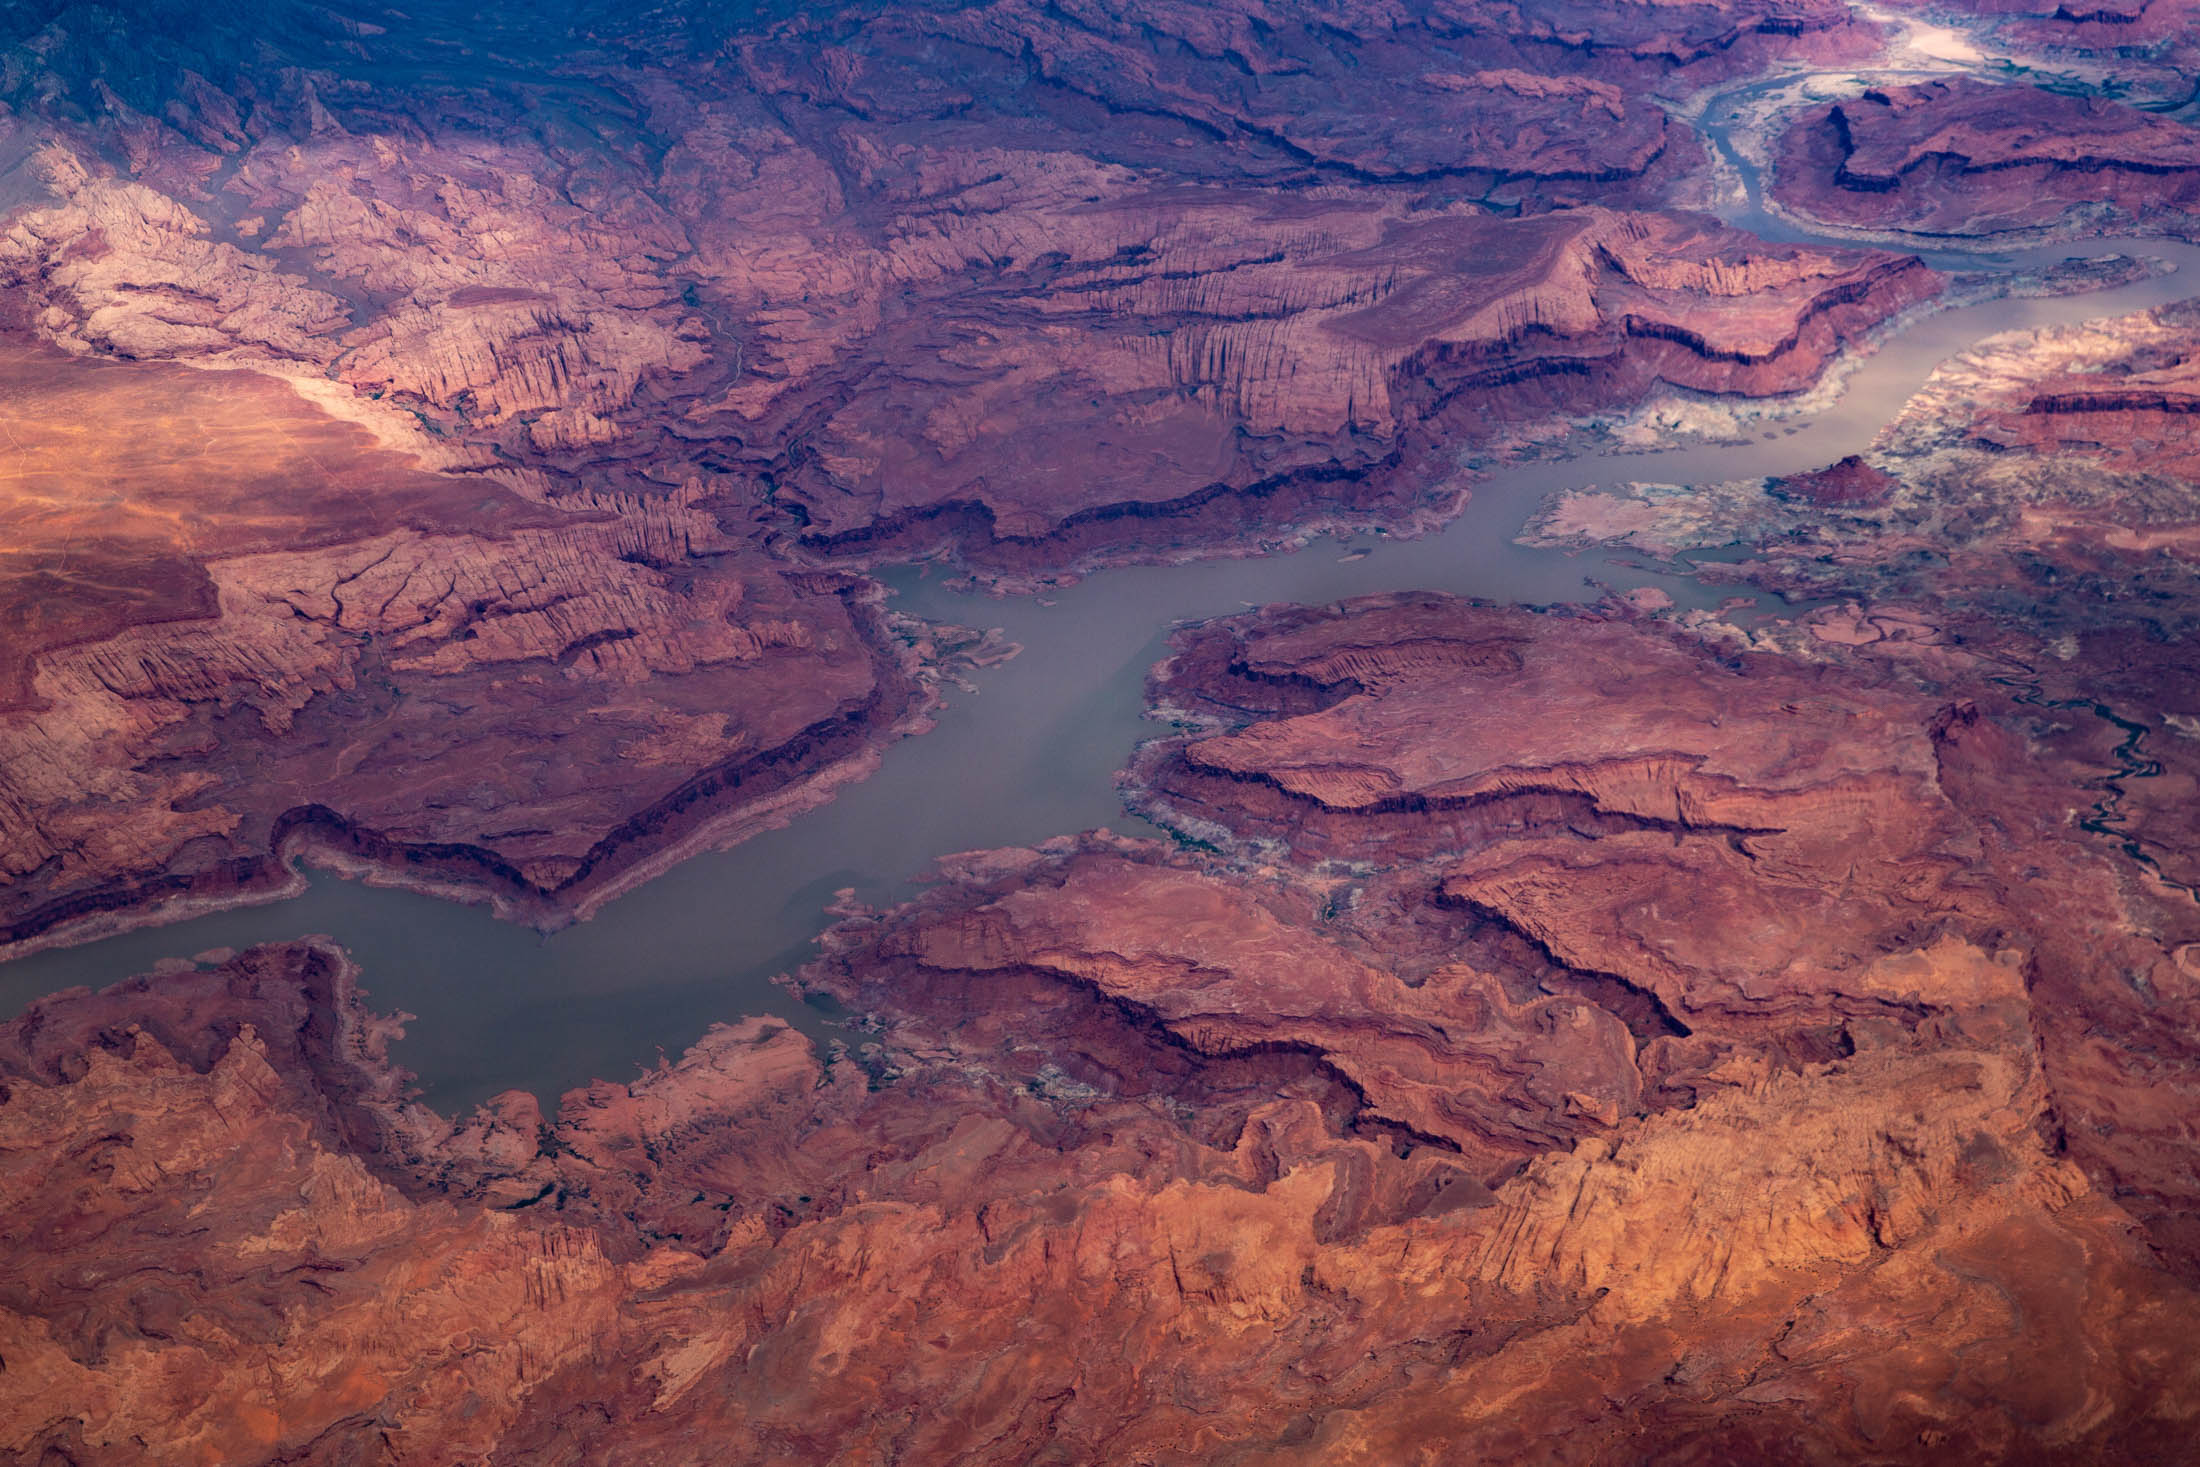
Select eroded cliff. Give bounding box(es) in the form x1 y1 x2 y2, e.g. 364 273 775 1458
1772 77 2200 240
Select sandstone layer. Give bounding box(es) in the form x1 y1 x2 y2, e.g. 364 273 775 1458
1772 77 2200 240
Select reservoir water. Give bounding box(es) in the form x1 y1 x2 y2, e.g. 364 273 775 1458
7 82 2197 1111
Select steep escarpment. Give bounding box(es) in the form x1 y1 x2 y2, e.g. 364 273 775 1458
1771 77 2200 239
1132 597 2004 1036
9 584 2200 1461
713 202 1935 577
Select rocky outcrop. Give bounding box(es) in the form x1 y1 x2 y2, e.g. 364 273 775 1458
1511 295 2200 1288
1772 77 2200 239
0 145 351 361
1770 452 1899 506
695 195 1935 575
1932 296 2200 487
10 583 2200 1461
1131 596 1988 1032
0 338 963 955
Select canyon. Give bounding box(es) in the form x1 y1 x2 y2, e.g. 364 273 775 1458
6 0 2200 1462
1772 76 2200 239
0 0 1940 957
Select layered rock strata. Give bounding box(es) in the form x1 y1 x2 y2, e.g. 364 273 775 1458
0 333 957 956
8 583 2200 1461
0 0 1939 951
1771 77 2200 240
1519 296 2200 1274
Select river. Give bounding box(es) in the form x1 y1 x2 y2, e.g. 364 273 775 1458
6 73 2197 1111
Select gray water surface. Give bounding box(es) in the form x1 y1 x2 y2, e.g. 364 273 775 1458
9 90 2198 1111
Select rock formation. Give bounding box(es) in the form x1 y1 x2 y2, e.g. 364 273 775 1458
1875 0 2200 109
0 0 1937 951
1772 77 2200 239
1519 292 2200 1288
0 321 968 953
10 2 2200 1459
9 582 2200 1460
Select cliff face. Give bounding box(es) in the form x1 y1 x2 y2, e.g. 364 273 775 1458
714 202 1934 572
1771 77 2200 239
9 581 2200 1462
0 0 1934 951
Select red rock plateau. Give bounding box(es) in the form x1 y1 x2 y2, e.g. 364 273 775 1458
19 2 2200 1463
10 587 2200 1461
0 0 1936 953
1503 294 2200 1313
1822 297 2200 924
1522 295 2200 936
0 323 947 955
1772 76 2200 239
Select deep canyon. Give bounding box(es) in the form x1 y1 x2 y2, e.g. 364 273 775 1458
6 0 2200 1462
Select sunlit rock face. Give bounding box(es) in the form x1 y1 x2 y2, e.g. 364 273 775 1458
8 0 2200 1461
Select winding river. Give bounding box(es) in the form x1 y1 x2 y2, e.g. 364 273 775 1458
7 79 2198 1111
